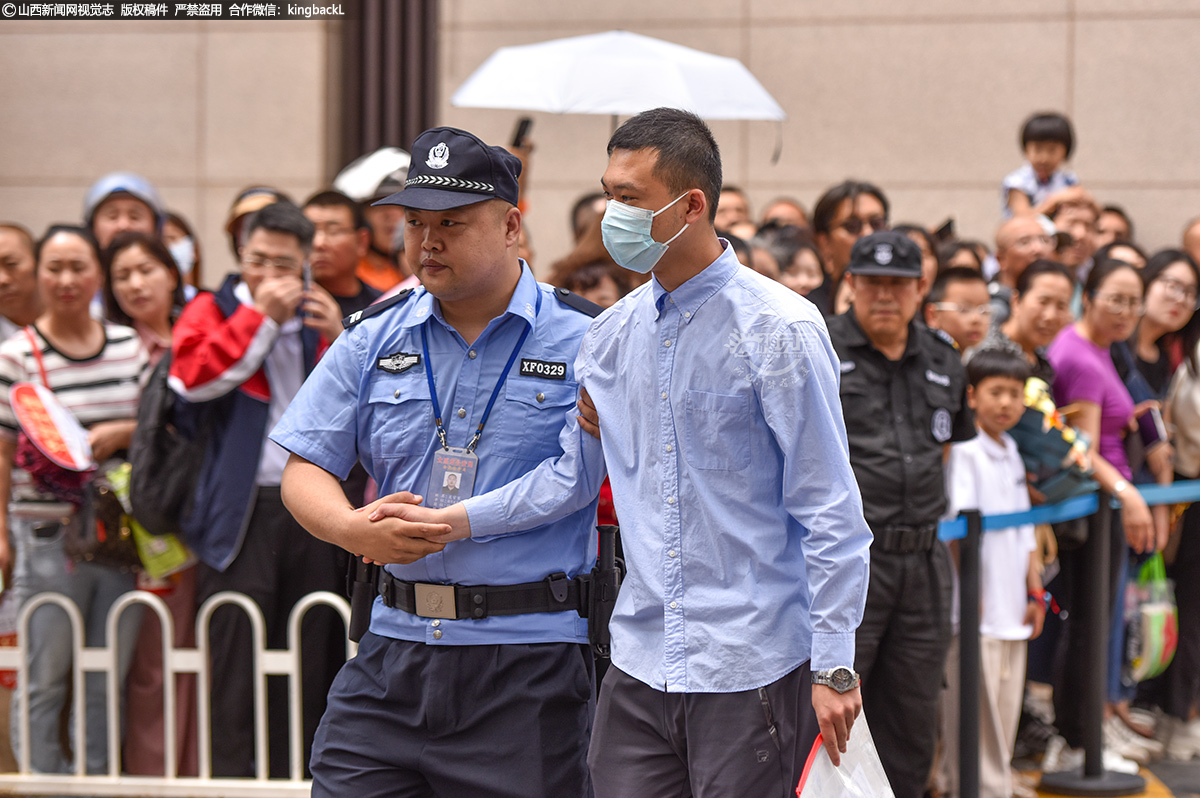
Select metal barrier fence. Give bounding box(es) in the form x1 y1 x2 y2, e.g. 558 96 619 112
941 479 1200 798
0 589 353 796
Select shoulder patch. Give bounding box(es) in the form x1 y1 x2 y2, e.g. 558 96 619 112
342 288 414 329
926 326 960 350
553 286 603 318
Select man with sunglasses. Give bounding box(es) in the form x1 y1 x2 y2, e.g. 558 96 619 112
169 200 346 779
827 230 975 798
809 180 890 315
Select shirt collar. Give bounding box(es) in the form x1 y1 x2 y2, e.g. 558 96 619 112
977 429 1013 461
651 240 740 323
400 261 539 333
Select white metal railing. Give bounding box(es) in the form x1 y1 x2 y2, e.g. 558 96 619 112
0 589 353 796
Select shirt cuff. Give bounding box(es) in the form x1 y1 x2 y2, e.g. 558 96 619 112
811 632 856 672
462 493 509 541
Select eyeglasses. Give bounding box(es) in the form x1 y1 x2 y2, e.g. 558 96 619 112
242 252 302 273
1157 277 1200 309
930 302 993 318
1013 234 1055 249
837 216 888 236
1093 293 1144 316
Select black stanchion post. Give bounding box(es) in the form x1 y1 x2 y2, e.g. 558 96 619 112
1040 494 1144 796
958 510 981 798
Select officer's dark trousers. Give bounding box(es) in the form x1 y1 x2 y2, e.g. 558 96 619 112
310 633 595 798
854 543 953 798
588 662 818 798
196 487 347 778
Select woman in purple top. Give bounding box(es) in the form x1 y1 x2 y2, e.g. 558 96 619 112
1044 259 1165 760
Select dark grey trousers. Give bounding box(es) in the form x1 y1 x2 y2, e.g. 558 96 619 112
588 663 818 798
854 543 954 798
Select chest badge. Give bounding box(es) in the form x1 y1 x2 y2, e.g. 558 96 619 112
931 408 952 443
519 358 567 380
377 352 421 374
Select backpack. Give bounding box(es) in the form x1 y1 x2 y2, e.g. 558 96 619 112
129 353 211 537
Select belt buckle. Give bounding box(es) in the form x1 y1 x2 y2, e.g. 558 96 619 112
413 583 457 619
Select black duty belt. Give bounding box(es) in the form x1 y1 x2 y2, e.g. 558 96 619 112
378 569 590 621
873 523 939 554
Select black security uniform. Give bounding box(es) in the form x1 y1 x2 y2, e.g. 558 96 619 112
827 309 974 798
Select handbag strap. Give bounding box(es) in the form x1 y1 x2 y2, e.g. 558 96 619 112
22 327 49 388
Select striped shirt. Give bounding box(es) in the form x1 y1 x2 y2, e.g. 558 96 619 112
0 323 148 442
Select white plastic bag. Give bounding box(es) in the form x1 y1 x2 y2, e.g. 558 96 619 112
796 715 895 798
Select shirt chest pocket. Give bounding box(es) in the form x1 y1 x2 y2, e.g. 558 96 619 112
488 376 578 461
839 373 879 425
366 373 435 460
682 389 751 472
921 379 962 443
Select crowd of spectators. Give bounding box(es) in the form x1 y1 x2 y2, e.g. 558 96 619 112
1 108 1200 798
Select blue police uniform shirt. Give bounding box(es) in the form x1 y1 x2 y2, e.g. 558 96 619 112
270 264 598 646
464 243 873 693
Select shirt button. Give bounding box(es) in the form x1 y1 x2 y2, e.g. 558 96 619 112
432 630 443 640
667 496 676 505
665 444 674 453
669 601 678 609
684 311 691 319
431 619 441 627
661 391 668 400
457 408 466 418
468 349 477 359
536 392 545 403
668 549 677 557
394 389 401 399
895 414 904 423
664 340 672 347
904 455 913 464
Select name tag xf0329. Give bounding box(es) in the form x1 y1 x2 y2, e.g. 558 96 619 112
519 358 567 380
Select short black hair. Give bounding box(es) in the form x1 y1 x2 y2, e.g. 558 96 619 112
1101 204 1134 241
966 348 1032 388
811 181 889 236
725 232 750 264
1021 112 1075 158
1015 259 1074 296
937 241 983 272
36 224 100 266
608 108 722 224
1093 240 1147 268
571 191 606 238
242 200 315 252
1083 256 1143 299
0 223 35 257
926 266 987 305
752 223 823 276
304 189 369 231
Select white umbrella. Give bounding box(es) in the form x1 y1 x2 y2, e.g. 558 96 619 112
450 30 786 122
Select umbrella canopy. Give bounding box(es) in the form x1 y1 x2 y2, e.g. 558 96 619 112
451 30 786 121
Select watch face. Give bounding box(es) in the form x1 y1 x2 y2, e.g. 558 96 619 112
831 667 855 692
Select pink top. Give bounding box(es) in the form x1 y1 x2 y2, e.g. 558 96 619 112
1047 324 1135 479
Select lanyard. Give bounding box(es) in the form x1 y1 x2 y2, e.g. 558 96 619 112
421 321 531 453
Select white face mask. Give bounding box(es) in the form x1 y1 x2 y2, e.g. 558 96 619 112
601 192 690 274
168 237 195 277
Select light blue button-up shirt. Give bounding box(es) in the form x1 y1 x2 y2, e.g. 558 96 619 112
270 265 598 646
465 243 872 693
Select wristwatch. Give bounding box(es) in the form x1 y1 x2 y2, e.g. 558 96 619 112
812 666 860 693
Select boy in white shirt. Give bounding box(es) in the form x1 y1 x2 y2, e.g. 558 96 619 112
946 349 1047 798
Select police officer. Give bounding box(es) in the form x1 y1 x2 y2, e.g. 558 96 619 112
826 230 975 798
270 127 601 797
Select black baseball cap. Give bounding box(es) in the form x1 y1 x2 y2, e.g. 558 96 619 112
846 230 923 278
374 127 521 211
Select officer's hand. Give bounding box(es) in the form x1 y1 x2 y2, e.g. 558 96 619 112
253 275 304 324
302 285 343 342
577 388 601 441
370 501 472 543
812 684 861 768
344 491 450 564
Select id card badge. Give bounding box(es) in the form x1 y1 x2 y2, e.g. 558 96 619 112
427 447 478 509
